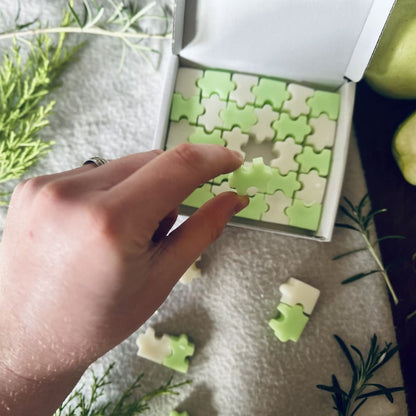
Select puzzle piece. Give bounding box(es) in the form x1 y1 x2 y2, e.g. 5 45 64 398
170 412 189 416
295 169 327 205
189 127 225 146
306 114 337 151
229 73 258 107
182 184 214 208
228 157 272 195
175 67 203 99
180 256 202 284
222 127 249 158
270 137 303 174
197 70 235 100
198 95 226 132
235 193 268 220
165 120 196 149
268 303 309 342
220 102 257 133
211 173 229 185
163 334 195 373
262 191 291 225
250 105 279 143
282 83 314 118
266 169 301 198
211 179 234 195
279 277 320 315
136 327 171 364
286 199 322 231
307 90 341 120
296 146 332 176
272 113 312 143
252 78 289 110
170 94 205 124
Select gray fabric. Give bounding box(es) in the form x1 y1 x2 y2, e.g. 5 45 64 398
0 1 407 415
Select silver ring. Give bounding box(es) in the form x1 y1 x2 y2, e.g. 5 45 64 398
83 157 109 167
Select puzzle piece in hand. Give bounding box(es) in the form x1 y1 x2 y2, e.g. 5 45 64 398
307 90 341 120
170 94 205 124
296 146 332 176
170 412 190 416
198 95 226 132
252 78 289 110
182 184 214 208
279 277 320 315
136 327 172 364
295 170 327 205
220 102 257 133
163 334 195 373
189 127 225 146
175 67 203 99
228 157 272 195
273 113 312 143
229 73 258 107
286 199 322 231
266 169 301 198
306 114 337 151
166 120 196 149
211 173 229 185
197 70 235 100
211 180 234 195
268 303 309 342
223 127 249 158
270 137 303 175
262 191 291 225
235 193 268 220
250 105 279 143
282 83 314 118
180 256 202 284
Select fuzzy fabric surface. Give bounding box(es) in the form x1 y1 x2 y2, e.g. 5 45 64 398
0 1 408 415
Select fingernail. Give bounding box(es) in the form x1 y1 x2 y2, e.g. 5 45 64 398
234 195 249 214
231 150 244 164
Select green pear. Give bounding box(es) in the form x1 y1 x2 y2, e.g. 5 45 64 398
365 0 416 99
392 111 416 185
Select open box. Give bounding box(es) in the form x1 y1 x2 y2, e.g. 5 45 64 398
153 0 395 241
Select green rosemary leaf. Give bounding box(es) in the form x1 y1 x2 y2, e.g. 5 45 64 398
374 235 406 245
364 383 394 402
350 398 367 416
357 386 404 400
342 270 380 284
334 335 357 383
406 309 416 321
316 384 338 393
333 247 367 261
362 208 387 230
335 223 361 232
356 193 370 219
68 2 83 28
340 205 360 226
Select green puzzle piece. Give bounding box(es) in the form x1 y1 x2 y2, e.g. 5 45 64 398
182 184 213 208
220 102 257 133
189 127 225 146
170 93 205 124
286 199 323 231
272 113 312 143
170 412 189 416
252 78 289 110
266 169 301 198
235 193 268 220
197 69 235 100
296 146 332 176
228 157 272 195
307 90 341 120
163 334 195 374
211 173 228 185
268 303 309 342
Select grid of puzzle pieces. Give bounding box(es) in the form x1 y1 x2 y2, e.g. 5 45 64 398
166 66 341 231
136 327 195 373
268 277 320 342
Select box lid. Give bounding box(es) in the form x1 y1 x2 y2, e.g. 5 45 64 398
174 0 395 89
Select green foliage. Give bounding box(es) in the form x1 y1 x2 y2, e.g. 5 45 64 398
317 334 404 416
334 194 405 305
54 363 191 416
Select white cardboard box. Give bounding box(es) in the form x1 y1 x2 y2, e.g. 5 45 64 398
153 0 395 241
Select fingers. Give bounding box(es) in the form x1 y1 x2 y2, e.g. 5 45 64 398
153 192 249 286
111 144 243 226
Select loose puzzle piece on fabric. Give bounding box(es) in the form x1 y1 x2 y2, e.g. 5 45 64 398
165 66 341 232
170 412 190 416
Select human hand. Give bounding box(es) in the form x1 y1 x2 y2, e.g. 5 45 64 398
0 144 247 415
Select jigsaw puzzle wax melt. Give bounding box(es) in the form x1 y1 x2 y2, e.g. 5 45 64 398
165 67 341 232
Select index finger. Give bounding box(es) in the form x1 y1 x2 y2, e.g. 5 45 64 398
110 143 243 223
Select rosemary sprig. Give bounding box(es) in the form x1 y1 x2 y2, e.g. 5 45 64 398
334 194 404 305
54 363 191 416
317 334 404 416
0 1 170 69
